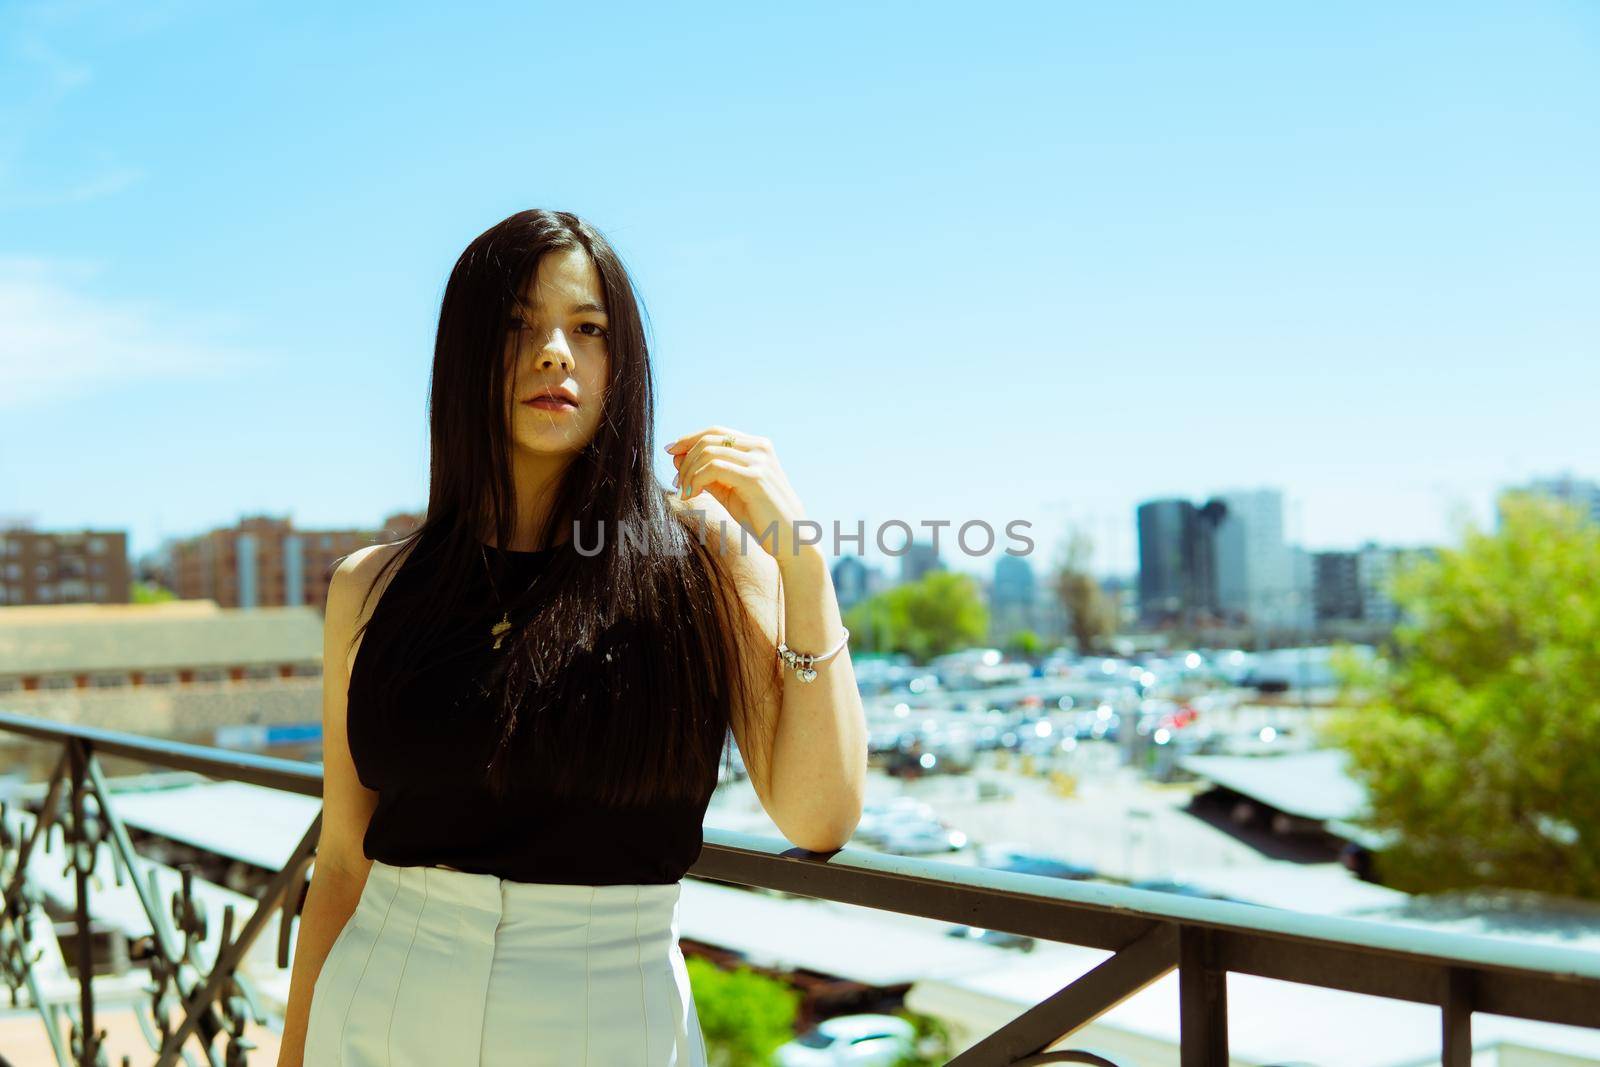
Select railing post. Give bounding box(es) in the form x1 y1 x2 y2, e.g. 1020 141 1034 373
1443 967 1474 1066
1179 926 1227 1067
66 739 102 1067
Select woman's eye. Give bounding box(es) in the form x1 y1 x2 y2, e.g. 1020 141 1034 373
508 319 605 339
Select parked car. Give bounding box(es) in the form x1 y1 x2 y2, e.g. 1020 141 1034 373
893 669 941 695
974 776 1014 801
853 798 939 844
930 648 1034 690
1129 878 1249 904
773 1013 917 1067
867 726 916 756
945 924 1036 951
976 843 1097 881
1072 707 1121 742
882 733 975 777
878 822 967 855
1039 650 1079 677
852 657 906 695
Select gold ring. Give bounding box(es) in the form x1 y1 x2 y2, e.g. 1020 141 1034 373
722 435 736 448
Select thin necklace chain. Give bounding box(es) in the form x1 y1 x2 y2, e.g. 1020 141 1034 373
480 545 514 651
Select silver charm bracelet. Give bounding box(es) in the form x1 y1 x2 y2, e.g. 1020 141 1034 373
777 627 850 683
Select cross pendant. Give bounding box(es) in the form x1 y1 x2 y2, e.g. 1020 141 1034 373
491 612 511 650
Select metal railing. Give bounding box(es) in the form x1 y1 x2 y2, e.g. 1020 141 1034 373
1 710 1597 1066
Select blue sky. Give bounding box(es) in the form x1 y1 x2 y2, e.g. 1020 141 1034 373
2 1 1595 578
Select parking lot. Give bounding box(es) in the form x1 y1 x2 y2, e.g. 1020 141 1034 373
708 743 1272 886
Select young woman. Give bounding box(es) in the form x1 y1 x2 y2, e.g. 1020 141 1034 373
275 209 867 1066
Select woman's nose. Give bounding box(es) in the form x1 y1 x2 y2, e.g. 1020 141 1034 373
537 332 573 372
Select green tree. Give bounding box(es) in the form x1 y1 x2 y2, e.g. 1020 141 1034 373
1318 494 1600 899
844 593 904 656
844 571 987 662
1005 628 1042 658
684 956 799 1066
132 580 175 604
887 1008 955 1065
1051 526 1115 655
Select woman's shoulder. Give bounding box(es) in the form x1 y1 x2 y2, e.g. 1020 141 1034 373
330 539 419 623
337 537 416 585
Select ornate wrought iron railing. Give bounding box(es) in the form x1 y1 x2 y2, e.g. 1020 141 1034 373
1 710 1597 1066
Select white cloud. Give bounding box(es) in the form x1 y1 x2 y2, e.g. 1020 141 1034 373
0 256 263 410
0 164 145 211
0 0 173 209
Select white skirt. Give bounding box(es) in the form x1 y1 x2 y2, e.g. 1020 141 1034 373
304 859 710 1066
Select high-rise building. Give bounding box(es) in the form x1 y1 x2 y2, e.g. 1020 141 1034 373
899 540 943 584
1311 542 1436 627
1313 550 1363 622
1357 542 1436 626
1288 545 1315 632
1213 488 1296 629
1033 581 1070 642
1497 473 1600 527
990 553 1037 638
831 555 879 610
1135 498 1226 625
0 526 132 606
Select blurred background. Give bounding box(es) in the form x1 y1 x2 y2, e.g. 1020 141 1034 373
1 2 1597 1064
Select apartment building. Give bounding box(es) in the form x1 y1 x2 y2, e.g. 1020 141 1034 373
0 527 132 606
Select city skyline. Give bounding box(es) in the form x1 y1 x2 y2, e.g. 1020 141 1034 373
8 466 1579 585
3 4 1595 580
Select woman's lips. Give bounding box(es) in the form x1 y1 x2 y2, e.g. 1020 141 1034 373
522 397 577 411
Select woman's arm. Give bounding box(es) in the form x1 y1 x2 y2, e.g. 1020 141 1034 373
276 546 388 1067
762 540 868 851
668 429 868 853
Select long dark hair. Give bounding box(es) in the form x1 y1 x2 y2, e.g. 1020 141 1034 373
345 209 777 809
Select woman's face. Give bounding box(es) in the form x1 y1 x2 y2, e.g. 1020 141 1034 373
503 246 611 456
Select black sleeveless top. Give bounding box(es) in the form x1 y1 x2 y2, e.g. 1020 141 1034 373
343 537 720 885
